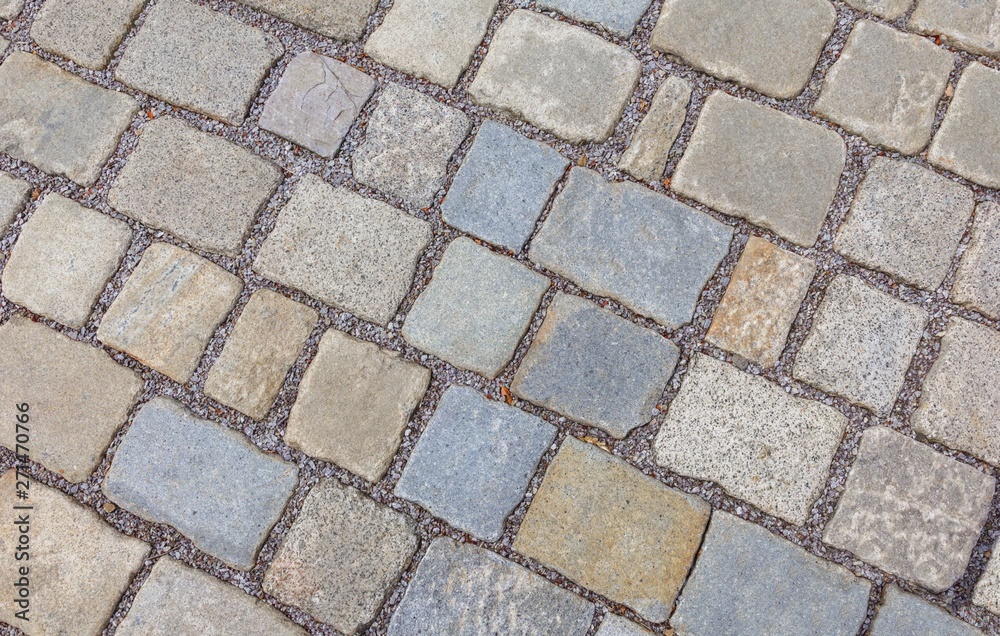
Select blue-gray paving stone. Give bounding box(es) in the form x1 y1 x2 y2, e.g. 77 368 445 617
870 586 983 636
536 0 653 38
394 385 556 541
441 120 569 252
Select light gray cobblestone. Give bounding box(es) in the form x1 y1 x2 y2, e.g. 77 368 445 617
30 0 146 70
928 62 1000 189
953 202 1000 321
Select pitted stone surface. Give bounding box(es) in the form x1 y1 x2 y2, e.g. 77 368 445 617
844 0 913 18
536 0 653 38
617 75 691 182
596 615 655 636
0 0 22 19
975 549 1000 615
30 0 146 70
928 62 1000 189
0 171 30 237
870 585 983 636
909 0 1000 57
235 0 378 41
953 202 1000 321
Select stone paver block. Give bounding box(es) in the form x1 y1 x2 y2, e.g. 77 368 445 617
531 167 732 329
954 202 1000 320
515 437 710 621
204 289 317 420
394 385 556 541
0 0 22 19
236 0 377 41
824 426 995 592
30 0 146 70
263 478 418 635
672 511 871 635
816 20 953 155
441 120 569 252
402 237 549 378
98 243 243 384
115 0 283 126
2 193 132 329
596 615 654 636
793 275 928 417
844 0 913 18
975 549 1000 615
909 0 1000 57
673 91 845 247
285 328 430 482
469 10 641 143
0 171 30 237
253 174 431 326
706 236 816 367
259 52 375 158
537 0 653 38
871 585 983 636
0 51 138 186
617 75 691 182
928 62 1000 189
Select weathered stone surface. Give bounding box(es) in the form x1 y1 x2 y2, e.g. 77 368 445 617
954 202 1000 320
441 120 569 252
537 0 653 38
706 237 816 367
401 237 549 378
0 171 30 236
253 174 431 326
975 549 1000 615
263 478 418 635
617 76 691 182
115 0 283 126
395 385 556 541
515 437 709 621
871 585 982 636
235 0 377 41
512 293 679 438
596 615 655 636
928 62 1000 189
844 0 912 18
673 91 845 247
104 397 298 569
0 51 138 186
204 289 317 420
909 0 1000 57
2 193 132 329
672 511 871 635
0 0 22 19
285 328 430 482
469 10 641 143
793 275 928 417
824 426 995 592
30 0 146 70
98 243 243 384
0 36 6 55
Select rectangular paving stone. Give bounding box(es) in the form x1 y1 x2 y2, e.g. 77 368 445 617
871 585 983 636
536 0 653 38
29 0 146 70
909 0 1000 57
844 0 913 19
954 202 1000 321
928 62 1000 189
617 75 691 182
0 171 30 236
975 548 1000 615
469 9 641 144
0 0 22 19
596 615 655 636
236 0 377 41
673 91 845 247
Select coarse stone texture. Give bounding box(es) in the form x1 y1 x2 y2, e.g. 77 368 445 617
512 293 680 438
394 385 556 541
98 243 244 384
0 472 150 636
441 120 569 252
617 75 691 182
469 9 641 144
0 317 143 483
530 167 732 329
815 20 954 155
259 52 375 158
536 0 653 38
706 237 816 367
655 353 847 525
387 538 594 636
928 62 1000 189
0 0 22 19
824 426 995 592
204 289 317 420
114 0 283 126
108 117 282 257
103 397 299 569
29 0 147 70
844 0 913 18
649 0 836 99
0 36 6 55
596 615 655 636
253 174 431 326
793 275 928 417
235 0 378 41
514 437 710 622
284 328 430 482
0 171 30 236
870 585 983 636
263 479 418 635
909 0 1000 57
954 202 1000 320
975 550 1000 615
0 51 138 186
401 237 549 378
672 91 845 247
671 511 871 636
1 193 132 329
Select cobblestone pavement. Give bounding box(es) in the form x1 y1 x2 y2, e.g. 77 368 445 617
0 0 998 634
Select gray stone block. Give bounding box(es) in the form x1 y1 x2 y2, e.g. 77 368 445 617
30 0 146 70
928 62 1000 189
596 615 653 636
871 585 983 636
954 202 1000 321
235 0 377 41
975 548 1000 615
617 75 691 182
909 0 1000 57
0 0 22 19
536 0 653 38
843 0 912 18
0 171 30 237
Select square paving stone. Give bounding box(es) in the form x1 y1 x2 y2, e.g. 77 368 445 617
596 615 654 636
909 0 1000 57
672 91 845 247
844 0 913 19
537 0 653 38
109 116 282 257
115 0 283 126
975 549 1000 615
671 511 871 636
617 75 691 182
259 52 375 158
0 0 22 19
928 62 1000 189
469 10 641 144
284 328 430 482
655 353 847 526
98 242 244 384
512 292 680 438
0 317 143 483
954 202 1000 321
0 171 30 237
514 436 710 622
29 0 146 70
815 20 953 155
254 176 430 326
235 0 377 41
387 538 594 636
394 385 556 541
793 274 928 417
104 397 299 569
870 585 983 636
401 237 549 379
530 167 732 329
823 426 995 592
441 120 569 252
1 193 132 329
0 51 138 186
263 478 418 635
